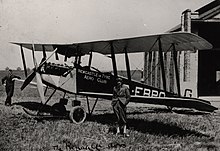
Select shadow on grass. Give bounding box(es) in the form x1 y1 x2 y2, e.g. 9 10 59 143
146 107 211 115
127 107 210 116
87 112 209 137
13 101 210 137
128 108 172 115
13 101 70 122
172 109 211 115
13 101 52 113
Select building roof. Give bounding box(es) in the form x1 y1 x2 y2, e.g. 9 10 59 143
195 0 220 16
168 0 220 32
195 0 220 20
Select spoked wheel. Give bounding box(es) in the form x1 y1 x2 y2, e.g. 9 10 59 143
69 106 86 124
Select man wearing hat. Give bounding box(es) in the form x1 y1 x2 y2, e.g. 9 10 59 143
2 69 21 106
112 77 130 137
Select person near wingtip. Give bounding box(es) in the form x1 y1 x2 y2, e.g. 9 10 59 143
112 77 130 137
2 69 21 106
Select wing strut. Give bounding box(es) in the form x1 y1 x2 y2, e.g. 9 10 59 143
78 55 81 65
55 52 59 60
124 47 132 84
31 44 37 66
20 44 28 77
158 37 167 91
64 49 68 62
42 45 47 59
88 50 93 68
172 44 181 96
110 41 118 80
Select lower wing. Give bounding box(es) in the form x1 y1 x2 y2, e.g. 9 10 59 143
79 91 218 112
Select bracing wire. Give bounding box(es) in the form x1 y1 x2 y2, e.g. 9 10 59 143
143 44 173 82
131 38 160 77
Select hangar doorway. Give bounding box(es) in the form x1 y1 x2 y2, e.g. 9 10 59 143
198 50 220 96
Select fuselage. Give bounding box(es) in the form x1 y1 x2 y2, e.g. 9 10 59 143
40 64 173 100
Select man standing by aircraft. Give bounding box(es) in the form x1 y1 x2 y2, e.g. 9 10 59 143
2 69 21 106
112 77 130 137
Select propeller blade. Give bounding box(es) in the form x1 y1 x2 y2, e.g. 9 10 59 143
20 70 36 90
38 48 58 69
21 47 57 102
36 72 46 104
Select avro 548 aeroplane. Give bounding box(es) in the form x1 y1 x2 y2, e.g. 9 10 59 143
12 32 218 124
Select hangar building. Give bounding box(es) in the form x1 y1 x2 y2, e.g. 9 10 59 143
143 0 220 101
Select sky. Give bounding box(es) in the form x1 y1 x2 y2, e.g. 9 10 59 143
0 0 213 71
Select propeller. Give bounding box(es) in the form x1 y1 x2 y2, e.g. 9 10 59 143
20 69 36 90
21 48 57 104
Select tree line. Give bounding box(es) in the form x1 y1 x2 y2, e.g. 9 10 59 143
4 67 31 71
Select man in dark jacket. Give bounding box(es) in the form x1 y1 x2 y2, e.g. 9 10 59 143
112 77 130 137
2 69 21 106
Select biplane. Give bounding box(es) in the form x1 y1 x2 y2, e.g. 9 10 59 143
12 32 218 124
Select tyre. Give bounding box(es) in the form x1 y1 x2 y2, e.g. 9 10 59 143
69 106 86 124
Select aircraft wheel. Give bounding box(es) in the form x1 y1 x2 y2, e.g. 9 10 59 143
69 106 86 124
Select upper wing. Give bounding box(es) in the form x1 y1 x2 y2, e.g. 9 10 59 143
11 32 212 56
11 43 56 52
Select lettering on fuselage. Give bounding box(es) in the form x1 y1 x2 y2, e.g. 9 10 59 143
134 86 166 97
78 69 110 80
84 75 94 81
78 69 110 84
97 78 107 84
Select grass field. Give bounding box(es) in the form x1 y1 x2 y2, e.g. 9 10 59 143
1 70 220 150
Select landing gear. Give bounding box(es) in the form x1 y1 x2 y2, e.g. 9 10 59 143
69 106 87 124
23 98 87 124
